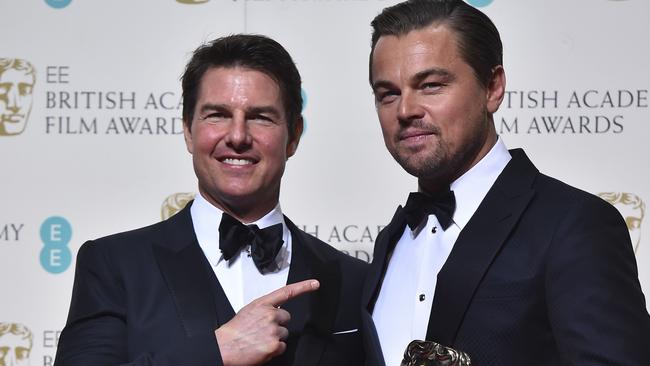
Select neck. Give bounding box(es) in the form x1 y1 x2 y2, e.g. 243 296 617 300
417 182 449 196
198 188 279 224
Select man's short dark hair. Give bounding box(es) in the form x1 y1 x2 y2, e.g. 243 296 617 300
181 34 303 141
370 0 503 87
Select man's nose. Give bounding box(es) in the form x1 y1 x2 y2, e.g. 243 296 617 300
396 91 424 123
225 112 252 150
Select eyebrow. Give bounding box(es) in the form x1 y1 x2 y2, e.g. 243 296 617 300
372 67 455 92
246 106 282 119
198 103 283 119
371 80 395 93
198 103 227 116
412 67 455 85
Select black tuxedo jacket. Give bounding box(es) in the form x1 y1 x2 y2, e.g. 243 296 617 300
55 203 367 365
362 149 650 366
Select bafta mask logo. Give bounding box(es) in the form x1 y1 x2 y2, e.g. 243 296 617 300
161 193 195 220
0 59 36 136
0 322 32 366
598 192 645 253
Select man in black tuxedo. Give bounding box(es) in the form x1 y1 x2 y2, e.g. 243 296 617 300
362 1 650 365
55 34 366 366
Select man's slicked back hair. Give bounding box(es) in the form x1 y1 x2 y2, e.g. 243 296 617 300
369 0 503 87
181 34 303 141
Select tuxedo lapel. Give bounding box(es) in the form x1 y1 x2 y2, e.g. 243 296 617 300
426 149 538 346
284 218 341 366
362 206 407 313
152 203 235 337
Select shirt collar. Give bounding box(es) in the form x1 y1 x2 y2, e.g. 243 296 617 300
192 193 285 227
446 137 511 230
190 193 288 265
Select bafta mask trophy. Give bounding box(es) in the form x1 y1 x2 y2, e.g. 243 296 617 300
401 340 472 366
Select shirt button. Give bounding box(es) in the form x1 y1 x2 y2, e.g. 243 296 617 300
419 294 425 302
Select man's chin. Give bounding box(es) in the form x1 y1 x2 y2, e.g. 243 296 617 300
395 154 438 176
203 185 273 206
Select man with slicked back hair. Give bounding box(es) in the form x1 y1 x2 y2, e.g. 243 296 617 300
362 1 650 365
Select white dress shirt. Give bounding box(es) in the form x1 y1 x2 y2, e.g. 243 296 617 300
190 194 292 312
372 138 512 366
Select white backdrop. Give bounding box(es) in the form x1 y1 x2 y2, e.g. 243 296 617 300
1 0 648 364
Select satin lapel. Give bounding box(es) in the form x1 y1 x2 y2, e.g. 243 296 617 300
362 206 407 312
426 149 538 346
152 203 235 337
284 218 341 366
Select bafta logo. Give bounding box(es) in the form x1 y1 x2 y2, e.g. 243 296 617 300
0 322 32 366
0 59 36 136
598 192 645 253
161 193 195 220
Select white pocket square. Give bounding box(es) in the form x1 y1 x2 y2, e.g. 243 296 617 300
332 328 358 335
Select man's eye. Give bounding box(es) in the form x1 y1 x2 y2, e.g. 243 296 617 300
422 82 443 91
249 115 275 125
376 91 399 104
202 113 227 122
253 114 271 121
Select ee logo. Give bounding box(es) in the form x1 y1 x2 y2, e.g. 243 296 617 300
45 0 72 9
40 216 72 274
301 88 308 136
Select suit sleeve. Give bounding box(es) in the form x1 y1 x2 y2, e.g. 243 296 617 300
546 197 650 365
54 240 225 366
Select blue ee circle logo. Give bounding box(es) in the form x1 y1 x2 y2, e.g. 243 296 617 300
45 0 72 9
466 0 494 7
40 216 72 274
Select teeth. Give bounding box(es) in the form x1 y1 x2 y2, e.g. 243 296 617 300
223 158 253 166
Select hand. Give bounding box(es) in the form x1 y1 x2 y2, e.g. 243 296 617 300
215 279 320 366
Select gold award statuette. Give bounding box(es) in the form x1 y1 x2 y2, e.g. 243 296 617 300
401 340 472 366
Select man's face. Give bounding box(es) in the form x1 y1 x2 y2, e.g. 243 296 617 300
0 333 31 366
184 67 301 221
371 24 504 189
0 68 34 136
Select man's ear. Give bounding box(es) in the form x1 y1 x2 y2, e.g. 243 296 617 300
286 116 304 158
183 120 194 154
486 65 506 114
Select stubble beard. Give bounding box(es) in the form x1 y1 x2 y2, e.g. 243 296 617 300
392 139 454 185
391 118 490 190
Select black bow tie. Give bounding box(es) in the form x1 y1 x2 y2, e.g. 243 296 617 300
218 212 284 272
403 189 456 231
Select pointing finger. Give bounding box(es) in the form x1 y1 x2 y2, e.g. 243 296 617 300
257 279 320 307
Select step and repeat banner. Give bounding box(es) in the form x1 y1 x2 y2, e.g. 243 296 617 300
1 0 648 363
